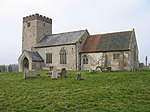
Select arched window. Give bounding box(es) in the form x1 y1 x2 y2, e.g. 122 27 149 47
83 55 88 64
60 48 67 64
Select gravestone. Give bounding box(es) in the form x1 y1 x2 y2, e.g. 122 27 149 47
95 66 102 72
61 68 66 78
77 72 81 80
24 69 37 79
51 66 58 79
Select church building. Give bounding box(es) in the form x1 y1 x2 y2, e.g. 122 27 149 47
18 14 139 71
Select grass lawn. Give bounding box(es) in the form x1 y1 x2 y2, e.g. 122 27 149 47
0 70 150 112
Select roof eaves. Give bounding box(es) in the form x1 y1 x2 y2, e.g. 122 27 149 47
35 43 76 48
80 49 131 53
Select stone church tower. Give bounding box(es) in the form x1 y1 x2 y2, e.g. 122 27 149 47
22 13 52 51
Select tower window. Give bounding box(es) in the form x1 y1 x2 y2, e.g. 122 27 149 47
27 22 31 27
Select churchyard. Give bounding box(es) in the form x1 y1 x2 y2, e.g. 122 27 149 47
0 70 149 111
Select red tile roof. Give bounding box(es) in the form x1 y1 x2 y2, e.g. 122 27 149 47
81 35 101 52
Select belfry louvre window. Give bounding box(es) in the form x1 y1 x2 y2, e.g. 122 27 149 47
113 53 120 60
60 48 67 64
83 55 88 64
27 22 31 27
46 53 52 64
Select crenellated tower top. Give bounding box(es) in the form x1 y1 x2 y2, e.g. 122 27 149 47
23 13 52 24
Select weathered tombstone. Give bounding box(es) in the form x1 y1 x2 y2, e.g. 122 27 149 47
95 66 102 72
61 68 66 78
24 69 37 79
77 72 81 80
49 66 53 71
51 66 58 79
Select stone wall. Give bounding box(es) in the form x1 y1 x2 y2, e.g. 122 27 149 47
81 51 133 71
106 51 122 71
32 62 44 70
105 51 132 71
130 31 139 70
36 44 77 70
22 20 37 51
81 53 103 70
37 20 52 43
123 51 132 71
22 18 52 51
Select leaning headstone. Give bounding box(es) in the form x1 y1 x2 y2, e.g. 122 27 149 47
24 69 37 79
51 66 58 79
95 66 102 72
77 72 81 80
95 67 102 72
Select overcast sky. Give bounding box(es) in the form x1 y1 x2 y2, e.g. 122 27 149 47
0 0 150 65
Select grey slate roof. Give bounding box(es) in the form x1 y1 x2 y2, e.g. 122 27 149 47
97 31 132 51
36 30 86 47
27 51 44 62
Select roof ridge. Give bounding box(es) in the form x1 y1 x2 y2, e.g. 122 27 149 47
88 34 101 37
50 29 86 36
91 29 134 36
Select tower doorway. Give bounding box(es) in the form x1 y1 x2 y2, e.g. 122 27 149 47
23 57 29 70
